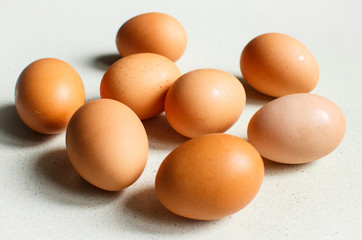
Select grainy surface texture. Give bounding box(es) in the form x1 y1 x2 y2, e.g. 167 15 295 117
1 0 361 239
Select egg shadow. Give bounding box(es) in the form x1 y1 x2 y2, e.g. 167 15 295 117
0 104 53 147
142 113 189 150
92 53 122 71
236 76 275 106
263 157 316 177
122 186 216 234
85 96 101 103
33 149 121 206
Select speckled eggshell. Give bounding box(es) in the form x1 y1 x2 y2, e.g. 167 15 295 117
240 33 319 97
165 69 246 138
15 58 85 134
100 53 181 120
155 133 264 220
66 99 148 191
116 12 187 62
247 93 346 164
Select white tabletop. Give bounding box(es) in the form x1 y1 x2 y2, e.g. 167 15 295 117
1 0 361 239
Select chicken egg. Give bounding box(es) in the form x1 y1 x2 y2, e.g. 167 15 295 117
155 133 264 220
66 99 148 191
100 53 181 120
165 69 246 138
240 33 319 97
15 58 85 134
116 12 187 62
247 93 346 164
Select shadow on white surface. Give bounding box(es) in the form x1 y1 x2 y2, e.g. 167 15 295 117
263 157 316 176
92 53 122 71
33 149 120 206
236 76 275 106
0 104 53 147
122 186 216 234
142 113 189 150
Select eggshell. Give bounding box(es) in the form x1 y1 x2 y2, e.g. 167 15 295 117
165 69 246 138
100 53 181 120
66 99 148 191
15 58 85 134
247 93 346 164
116 12 187 62
240 33 319 97
155 133 264 220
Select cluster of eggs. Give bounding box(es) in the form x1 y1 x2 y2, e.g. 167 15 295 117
14 12 346 221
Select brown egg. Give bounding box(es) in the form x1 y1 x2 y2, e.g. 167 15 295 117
116 12 187 62
165 69 246 138
15 58 85 134
66 99 148 191
240 33 319 97
247 93 346 164
100 53 181 120
155 133 264 220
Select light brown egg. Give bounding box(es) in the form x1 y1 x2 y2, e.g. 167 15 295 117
15 58 85 134
66 99 148 191
240 33 319 97
116 12 187 62
155 133 264 220
247 93 346 164
100 53 181 120
165 69 246 138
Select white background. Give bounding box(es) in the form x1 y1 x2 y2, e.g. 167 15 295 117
1 0 361 239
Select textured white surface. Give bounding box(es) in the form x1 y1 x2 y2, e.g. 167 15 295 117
1 0 361 239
